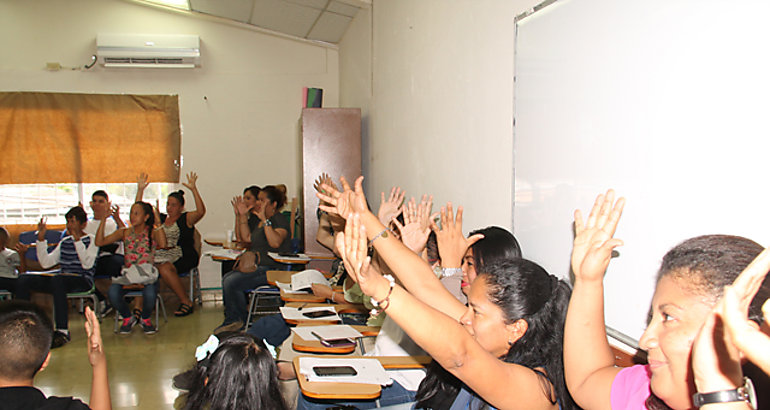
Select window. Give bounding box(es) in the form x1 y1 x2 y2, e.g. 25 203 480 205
0 183 175 225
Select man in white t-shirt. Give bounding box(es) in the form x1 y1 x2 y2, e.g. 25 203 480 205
83 190 125 314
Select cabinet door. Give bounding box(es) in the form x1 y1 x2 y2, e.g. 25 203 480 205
301 108 361 257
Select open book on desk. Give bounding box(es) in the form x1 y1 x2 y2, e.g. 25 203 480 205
276 269 328 292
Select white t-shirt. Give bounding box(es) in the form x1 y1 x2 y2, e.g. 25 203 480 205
367 316 427 391
0 248 21 279
84 218 124 256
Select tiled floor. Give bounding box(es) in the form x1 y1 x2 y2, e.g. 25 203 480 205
35 301 225 409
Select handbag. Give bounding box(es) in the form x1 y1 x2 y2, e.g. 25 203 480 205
113 263 159 285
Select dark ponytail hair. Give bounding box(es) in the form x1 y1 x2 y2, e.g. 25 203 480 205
484 259 576 410
168 190 185 206
416 227 523 409
243 185 261 199
184 333 287 410
417 259 577 410
469 226 523 266
261 185 287 209
134 201 155 250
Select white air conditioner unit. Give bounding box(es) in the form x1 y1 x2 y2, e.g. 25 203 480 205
96 33 200 68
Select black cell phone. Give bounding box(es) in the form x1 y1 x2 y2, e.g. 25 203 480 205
313 366 358 377
320 337 356 348
302 310 337 318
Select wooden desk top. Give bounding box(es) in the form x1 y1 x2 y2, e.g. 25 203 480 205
292 355 432 400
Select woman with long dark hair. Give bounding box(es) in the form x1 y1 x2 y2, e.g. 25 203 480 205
317 176 576 409
183 333 287 410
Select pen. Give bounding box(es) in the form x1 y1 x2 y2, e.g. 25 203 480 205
310 331 325 341
297 303 308 311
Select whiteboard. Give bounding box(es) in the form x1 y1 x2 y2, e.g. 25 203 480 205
513 0 770 340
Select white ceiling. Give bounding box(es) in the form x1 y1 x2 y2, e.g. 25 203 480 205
185 0 366 43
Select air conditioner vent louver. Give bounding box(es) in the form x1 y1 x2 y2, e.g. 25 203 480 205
97 34 200 69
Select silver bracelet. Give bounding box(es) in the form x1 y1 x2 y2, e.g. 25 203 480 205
441 267 463 278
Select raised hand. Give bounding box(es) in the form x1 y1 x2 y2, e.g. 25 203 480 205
153 200 162 227
689 248 770 394
430 203 482 268
37 217 48 241
84 306 106 368
317 176 369 220
137 172 149 191
313 173 337 195
721 248 770 376
232 196 250 216
340 213 389 299
182 171 198 191
378 186 405 226
14 243 29 255
417 194 435 232
111 205 120 220
393 198 431 254
571 190 625 283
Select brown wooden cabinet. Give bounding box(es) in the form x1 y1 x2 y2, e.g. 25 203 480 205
301 108 361 258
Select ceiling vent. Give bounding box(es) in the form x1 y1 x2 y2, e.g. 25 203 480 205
96 34 200 68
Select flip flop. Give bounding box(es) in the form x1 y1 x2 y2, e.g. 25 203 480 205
174 303 194 317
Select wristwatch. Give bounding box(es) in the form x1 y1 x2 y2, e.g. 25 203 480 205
264 219 272 227
692 377 757 409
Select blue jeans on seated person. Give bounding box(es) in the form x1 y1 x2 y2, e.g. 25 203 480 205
15 273 91 330
221 266 270 326
296 379 416 410
108 282 158 320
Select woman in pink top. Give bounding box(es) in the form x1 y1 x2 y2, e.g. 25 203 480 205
563 191 769 410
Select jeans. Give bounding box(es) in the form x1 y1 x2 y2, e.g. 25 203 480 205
296 379 416 409
108 282 158 320
0 277 17 293
15 273 92 330
221 266 269 325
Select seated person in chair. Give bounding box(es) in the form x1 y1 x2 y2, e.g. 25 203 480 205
217 185 292 333
15 207 98 348
84 190 125 315
0 227 24 294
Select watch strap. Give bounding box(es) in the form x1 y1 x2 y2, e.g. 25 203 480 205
692 377 756 409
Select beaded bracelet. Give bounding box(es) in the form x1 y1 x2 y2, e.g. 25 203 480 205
369 227 393 247
370 274 395 316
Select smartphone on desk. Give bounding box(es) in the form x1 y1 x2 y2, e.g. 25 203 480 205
301 310 337 319
313 365 358 377
320 337 356 348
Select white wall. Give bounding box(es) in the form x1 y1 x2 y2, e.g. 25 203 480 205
0 0 339 287
340 0 540 232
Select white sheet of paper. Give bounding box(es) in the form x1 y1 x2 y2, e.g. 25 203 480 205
290 269 328 291
279 306 340 321
299 357 392 385
292 325 364 341
276 281 305 294
205 249 244 260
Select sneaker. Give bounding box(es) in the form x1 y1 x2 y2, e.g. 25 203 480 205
141 318 157 335
213 320 244 335
119 316 138 334
98 300 113 317
51 330 71 349
171 368 197 391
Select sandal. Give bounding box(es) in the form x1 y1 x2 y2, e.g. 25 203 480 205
174 303 194 317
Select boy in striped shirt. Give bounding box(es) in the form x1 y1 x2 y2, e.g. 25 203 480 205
15 207 98 348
